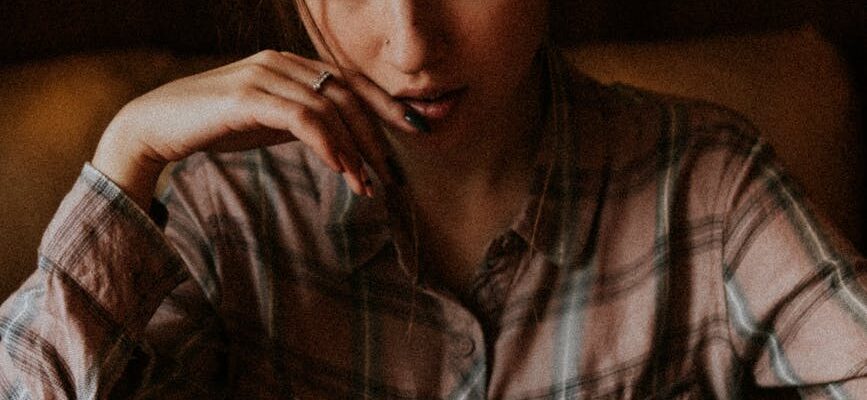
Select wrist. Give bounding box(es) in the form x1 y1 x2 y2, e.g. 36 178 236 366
92 121 166 210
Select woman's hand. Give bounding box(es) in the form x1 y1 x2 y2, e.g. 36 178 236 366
92 50 418 209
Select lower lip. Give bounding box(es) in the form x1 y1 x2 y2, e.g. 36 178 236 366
402 89 467 120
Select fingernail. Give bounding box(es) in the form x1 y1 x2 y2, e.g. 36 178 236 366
385 156 406 186
357 168 374 198
336 153 351 174
404 108 431 134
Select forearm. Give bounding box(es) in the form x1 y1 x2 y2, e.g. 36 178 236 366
0 164 187 398
92 110 168 211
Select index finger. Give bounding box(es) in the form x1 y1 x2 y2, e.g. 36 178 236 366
278 53 402 188
298 57 428 135
341 70 430 135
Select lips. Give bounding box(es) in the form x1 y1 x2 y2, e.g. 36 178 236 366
396 87 468 120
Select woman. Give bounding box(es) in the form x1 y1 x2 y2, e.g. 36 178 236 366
0 0 865 398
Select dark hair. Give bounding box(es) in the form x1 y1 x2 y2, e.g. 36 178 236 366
216 0 315 56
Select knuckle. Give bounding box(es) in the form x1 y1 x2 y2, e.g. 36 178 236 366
232 64 268 87
311 97 336 115
320 136 339 153
226 87 259 108
284 52 306 65
244 64 270 80
311 133 338 157
387 101 406 116
289 105 317 125
331 88 356 108
253 49 282 64
322 99 340 116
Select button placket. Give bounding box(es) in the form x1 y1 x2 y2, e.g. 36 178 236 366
481 231 521 272
473 231 528 324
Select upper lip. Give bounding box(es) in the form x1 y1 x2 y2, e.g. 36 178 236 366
393 85 467 101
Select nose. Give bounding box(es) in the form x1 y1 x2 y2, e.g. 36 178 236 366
382 1 446 75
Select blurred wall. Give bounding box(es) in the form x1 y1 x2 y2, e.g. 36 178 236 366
2 0 864 58
0 0 864 245
3 0 862 140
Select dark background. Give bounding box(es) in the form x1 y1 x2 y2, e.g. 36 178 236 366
2 0 863 140
1 1 863 105
1 0 863 60
1 0 864 246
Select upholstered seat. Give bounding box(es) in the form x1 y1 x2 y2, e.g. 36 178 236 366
569 25 864 247
0 27 862 298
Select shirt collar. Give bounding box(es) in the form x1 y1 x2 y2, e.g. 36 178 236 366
323 182 393 273
510 45 613 268
323 160 426 280
328 46 613 277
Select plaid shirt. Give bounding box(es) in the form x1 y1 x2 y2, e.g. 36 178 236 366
1 49 865 399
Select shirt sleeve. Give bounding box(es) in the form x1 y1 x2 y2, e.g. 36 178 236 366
0 163 226 399
722 137 867 397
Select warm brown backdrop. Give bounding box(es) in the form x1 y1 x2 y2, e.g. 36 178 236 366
1 0 864 58
0 0 864 298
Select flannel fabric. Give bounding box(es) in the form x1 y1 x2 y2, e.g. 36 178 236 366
1 49 865 399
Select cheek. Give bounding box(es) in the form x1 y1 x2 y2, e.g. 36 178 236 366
329 30 381 71
306 3 383 69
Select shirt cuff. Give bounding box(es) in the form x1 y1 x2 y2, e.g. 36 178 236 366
38 163 188 335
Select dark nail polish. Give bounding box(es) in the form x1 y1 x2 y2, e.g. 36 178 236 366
385 156 406 186
404 109 431 134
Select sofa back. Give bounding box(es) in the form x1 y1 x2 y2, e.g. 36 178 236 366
0 28 863 299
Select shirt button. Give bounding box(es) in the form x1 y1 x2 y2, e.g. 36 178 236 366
455 336 476 358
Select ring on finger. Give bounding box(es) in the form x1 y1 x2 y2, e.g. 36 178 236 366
311 71 333 93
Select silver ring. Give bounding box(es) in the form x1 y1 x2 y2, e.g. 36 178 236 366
311 71 333 93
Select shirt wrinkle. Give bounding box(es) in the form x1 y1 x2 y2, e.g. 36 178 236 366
1 46 866 399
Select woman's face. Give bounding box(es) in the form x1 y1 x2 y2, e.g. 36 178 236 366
299 0 549 149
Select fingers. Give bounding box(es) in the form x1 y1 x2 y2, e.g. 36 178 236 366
237 50 412 197
236 89 345 174
245 61 377 196
251 88 370 197
314 78 395 191
290 54 424 135
276 56 422 191
341 69 428 134
226 52 362 195
262 52 399 190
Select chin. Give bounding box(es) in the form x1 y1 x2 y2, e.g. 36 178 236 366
403 115 488 155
